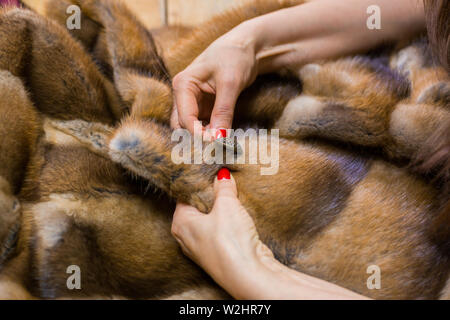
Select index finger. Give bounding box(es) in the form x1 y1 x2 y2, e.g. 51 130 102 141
173 81 202 135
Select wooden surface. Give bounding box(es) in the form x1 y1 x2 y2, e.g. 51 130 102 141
23 0 242 29
168 0 242 26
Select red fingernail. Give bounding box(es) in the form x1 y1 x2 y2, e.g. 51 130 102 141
215 128 227 140
217 168 230 180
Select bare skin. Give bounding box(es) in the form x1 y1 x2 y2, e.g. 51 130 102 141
172 172 369 299
171 0 426 299
171 0 425 133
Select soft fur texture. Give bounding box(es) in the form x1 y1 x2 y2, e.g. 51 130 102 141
0 0 448 300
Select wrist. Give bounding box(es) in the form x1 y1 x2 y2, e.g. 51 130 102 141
225 252 294 300
208 239 263 282
216 254 273 300
209 241 284 299
230 19 285 75
236 18 268 54
224 20 260 54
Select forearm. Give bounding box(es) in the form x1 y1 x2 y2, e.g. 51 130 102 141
215 253 369 300
232 0 425 73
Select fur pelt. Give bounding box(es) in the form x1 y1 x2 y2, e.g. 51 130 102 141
0 0 448 299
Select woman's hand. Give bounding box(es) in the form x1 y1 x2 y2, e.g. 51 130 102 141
171 26 259 135
171 0 425 136
171 169 369 300
171 169 274 285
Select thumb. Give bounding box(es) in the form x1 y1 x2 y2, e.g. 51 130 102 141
170 103 181 130
172 202 204 240
210 80 239 130
213 168 238 201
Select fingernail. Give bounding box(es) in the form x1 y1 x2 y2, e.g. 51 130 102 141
217 168 231 180
215 128 227 140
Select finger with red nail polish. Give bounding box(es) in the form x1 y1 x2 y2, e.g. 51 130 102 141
215 128 227 140
217 168 231 180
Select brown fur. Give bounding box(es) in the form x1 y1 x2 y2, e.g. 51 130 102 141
0 0 448 300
